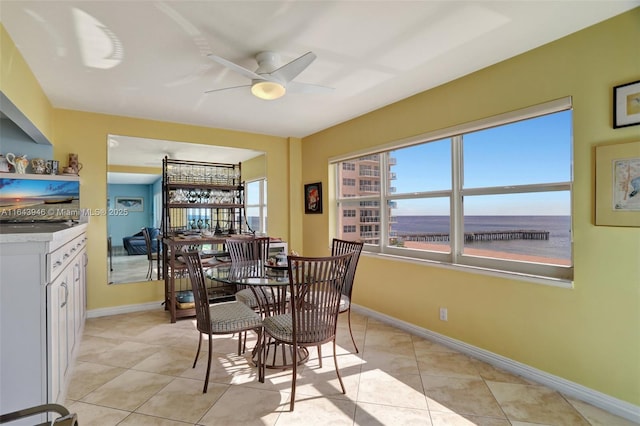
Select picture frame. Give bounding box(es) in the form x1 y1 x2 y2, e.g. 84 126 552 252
115 196 144 212
595 140 640 227
304 182 322 214
613 80 640 128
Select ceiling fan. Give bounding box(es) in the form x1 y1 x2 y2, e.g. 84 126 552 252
206 51 332 100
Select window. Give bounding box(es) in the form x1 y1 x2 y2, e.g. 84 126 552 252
342 162 355 171
359 164 379 177
343 209 356 217
334 98 573 282
246 179 267 234
343 178 356 186
343 225 356 233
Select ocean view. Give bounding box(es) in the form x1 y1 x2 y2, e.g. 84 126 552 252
392 215 571 260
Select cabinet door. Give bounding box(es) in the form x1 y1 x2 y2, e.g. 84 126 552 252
48 268 70 403
70 257 82 349
75 249 87 335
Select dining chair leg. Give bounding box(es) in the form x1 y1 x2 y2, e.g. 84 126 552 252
290 343 298 411
333 339 346 394
193 332 203 368
259 332 267 383
241 331 247 354
317 344 323 368
203 333 213 393
347 308 359 353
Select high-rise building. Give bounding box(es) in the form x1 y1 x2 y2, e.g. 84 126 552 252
336 154 396 244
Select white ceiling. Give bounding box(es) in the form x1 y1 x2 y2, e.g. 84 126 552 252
107 134 264 167
1 1 638 173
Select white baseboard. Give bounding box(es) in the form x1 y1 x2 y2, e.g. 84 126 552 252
87 300 164 318
352 304 640 424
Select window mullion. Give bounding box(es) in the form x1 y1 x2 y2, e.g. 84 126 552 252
451 135 463 262
379 153 389 250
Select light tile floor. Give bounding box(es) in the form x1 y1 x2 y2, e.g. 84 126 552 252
109 253 154 284
65 309 637 426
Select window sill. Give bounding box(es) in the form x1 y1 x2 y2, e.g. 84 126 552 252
363 251 574 289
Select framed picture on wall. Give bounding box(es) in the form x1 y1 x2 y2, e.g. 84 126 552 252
613 80 640 128
115 196 144 212
304 182 322 214
595 140 640 227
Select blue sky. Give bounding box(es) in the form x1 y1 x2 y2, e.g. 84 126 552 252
389 110 572 215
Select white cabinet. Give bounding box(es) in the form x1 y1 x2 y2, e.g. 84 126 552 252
48 270 70 404
0 225 87 423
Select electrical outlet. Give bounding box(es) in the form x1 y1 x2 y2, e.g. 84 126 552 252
439 307 448 321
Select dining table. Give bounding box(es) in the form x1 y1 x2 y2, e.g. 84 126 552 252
208 260 309 381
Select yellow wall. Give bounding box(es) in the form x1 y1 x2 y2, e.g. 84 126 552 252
108 164 162 175
1 23 296 311
302 9 640 405
51 109 293 308
2 9 639 406
242 154 266 182
0 26 53 140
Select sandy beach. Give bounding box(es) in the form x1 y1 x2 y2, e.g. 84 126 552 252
402 241 571 266
0 199 80 221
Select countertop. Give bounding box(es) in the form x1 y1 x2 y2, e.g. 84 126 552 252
0 222 88 246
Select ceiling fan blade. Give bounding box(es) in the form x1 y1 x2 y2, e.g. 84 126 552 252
269 51 317 83
287 81 334 94
204 84 251 94
207 53 262 80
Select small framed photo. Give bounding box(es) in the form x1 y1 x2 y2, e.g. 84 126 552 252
115 196 144 212
304 182 322 214
613 80 640 128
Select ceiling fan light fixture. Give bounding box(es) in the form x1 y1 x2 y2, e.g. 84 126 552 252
251 81 286 100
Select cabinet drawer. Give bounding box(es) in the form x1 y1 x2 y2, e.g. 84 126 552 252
47 234 87 282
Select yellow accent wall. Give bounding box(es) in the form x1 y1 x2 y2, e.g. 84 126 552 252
50 109 292 307
242 154 266 182
107 164 162 175
1 8 639 407
0 26 53 140
301 9 640 406
287 137 303 254
1 22 295 311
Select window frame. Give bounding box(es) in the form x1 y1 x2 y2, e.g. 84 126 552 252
332 98 573 285
245 178 267 234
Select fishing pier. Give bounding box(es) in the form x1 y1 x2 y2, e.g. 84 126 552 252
399 230 549 243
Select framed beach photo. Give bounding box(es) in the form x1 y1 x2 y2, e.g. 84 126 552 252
613 80 640 129
304 182 322 214
595 140 640 227
115 196 144 212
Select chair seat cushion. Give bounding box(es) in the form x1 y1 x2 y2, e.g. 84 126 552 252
263 313 334 344
235 288 260 308
235 288 281 309
339 294 350 313
208 301 262 334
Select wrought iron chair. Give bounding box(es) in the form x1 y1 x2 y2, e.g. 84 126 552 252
227 237 270 351
331 238 364 353
228 237 271 308
0 403 78 425
142 227 159 280
182 251 262 393
260 252 354 411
